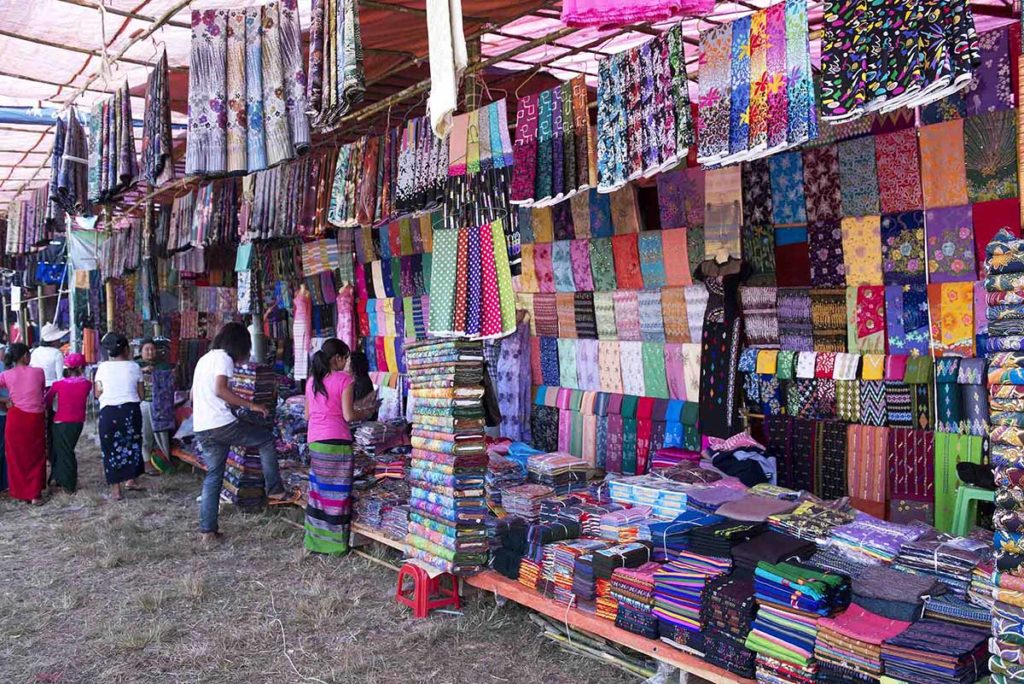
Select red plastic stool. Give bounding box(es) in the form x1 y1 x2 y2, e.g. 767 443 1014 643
394 562 462 618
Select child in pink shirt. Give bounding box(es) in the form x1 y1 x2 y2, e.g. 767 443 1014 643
45 353 91 492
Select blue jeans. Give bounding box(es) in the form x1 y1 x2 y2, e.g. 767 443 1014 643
196 420 284 533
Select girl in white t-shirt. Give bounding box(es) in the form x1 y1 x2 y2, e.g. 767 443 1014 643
94 333 145 501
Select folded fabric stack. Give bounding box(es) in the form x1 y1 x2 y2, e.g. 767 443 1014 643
607 475 691 519
611 562 660 637
922 594 991 630
220 447 265 510
652 553 731 635
829 516 931 564
527 452 590 495
552 539 609 605
592 542 654 581
767 501 857 543
815 604 910 683
501 483 554 522
807 544 874 579
354 420 411 456
730 530 816 578
519 557 541 590
892 534 991 599
353 480 409 528
991 578 1024 683
684 483 748 514
538 494 588 523
970 561 994 609
649 447 702 471
230 362 277 408
699 575 757 678
687 520 766 558
657 462 723 485
525 521 581 564
641 511 724 562
713 493 799 522
404 339 489 574
985 228 1024 669
852 566 947 622
880 619 990 684
572 552 601 607
382 503 409 541
485 453 526 505
551 501 626 537
746 561 850 677
754 655 818 684
599 506 654 543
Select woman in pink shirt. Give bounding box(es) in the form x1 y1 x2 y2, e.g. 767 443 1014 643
303 338 356 555
0 343 47 504
44 353 91 493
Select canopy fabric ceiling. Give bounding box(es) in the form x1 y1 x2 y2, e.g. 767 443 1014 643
0 0 1017 212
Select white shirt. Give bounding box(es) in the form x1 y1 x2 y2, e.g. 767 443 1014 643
191 349 236 432
30 346 64 388
94 360 142 408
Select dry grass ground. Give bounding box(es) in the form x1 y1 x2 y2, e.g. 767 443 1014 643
0 430 641 684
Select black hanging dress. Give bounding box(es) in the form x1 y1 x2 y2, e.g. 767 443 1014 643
694 257 751 439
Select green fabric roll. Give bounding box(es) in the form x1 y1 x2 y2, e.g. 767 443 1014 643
491 220 517 335
588 238 618 291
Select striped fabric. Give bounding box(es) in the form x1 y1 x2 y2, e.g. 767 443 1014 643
304 440 355 555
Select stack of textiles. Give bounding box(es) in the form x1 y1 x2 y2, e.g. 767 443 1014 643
650 447 702 471
701 575 758 679
754 656 818 684
829 516 931 564
607 476 691 519
186 4 310 176
382 504 409 541
352 480 409 528
490 519 527 580
519 557 542 590
552 539 609 605
687 520 765 557
970 561 994 609
372 450 407 480
354 420 411 456
746 562 850 676
684 483 748 514
986 228 1024 674
275 398 309 464
220 447 265 511
730 530 816 578
547 500 625 537
527 452 589 495
641 511 724 562
502 483 554 522
599 507 653 543
852 566 947 622
611 563 660 637
922 594 991 630
708 433 776 487
404 339 489 574
713 493 799 522
653 552 731 635
572 552 599 605
807 544 874 578
485 453 526 505
815 604 910 683
658 463 723 485
592 542 655 581
880 620 990 684
230 363 277 408
767 500 856 543
891 533 991 599
525 522 580 590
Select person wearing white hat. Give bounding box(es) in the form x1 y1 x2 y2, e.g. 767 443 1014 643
31 323 69 389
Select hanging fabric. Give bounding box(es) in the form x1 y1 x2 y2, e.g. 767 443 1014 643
307 0 365 131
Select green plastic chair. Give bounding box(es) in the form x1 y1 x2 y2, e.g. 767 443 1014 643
950 485 995 537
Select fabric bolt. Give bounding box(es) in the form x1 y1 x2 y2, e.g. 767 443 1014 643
569 240 594 292
657 165 705 230
803 145 842 223
929 282 976 357
885 285 930 356
552 241 576 293
613 291 642 341
638 232 666 289
662 229 693 287
808 219 846 287
612 234 644 290
593 291 618 340
742 224 777 286
620 341 646 397
769 151 807 225
588 238 618 292
599 340 624 394
743 160 773 227
638 290 665 343
574 292 598 340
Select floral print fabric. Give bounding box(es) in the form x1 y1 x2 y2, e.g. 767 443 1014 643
841 216 883 286
919 120 969 209
808 219 846 287
925 205 976 283
837 137 880 217
802 145 842 223
881 211 926 286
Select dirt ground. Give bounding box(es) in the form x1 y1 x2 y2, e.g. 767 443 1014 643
0 431 641 684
